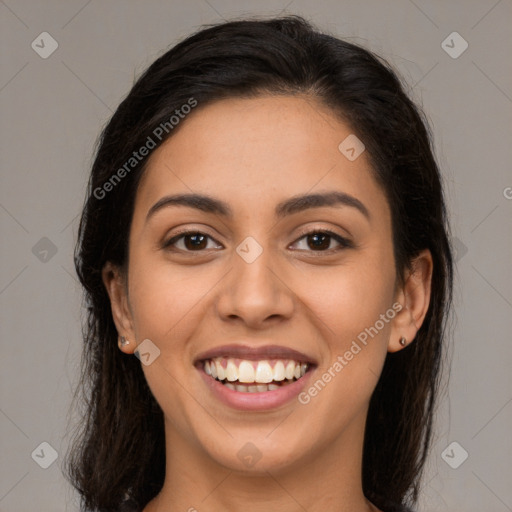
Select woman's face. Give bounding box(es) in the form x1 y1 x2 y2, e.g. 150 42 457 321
106 95 428 475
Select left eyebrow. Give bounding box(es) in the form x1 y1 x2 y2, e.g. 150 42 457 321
275 191 370 220
145 191 370 222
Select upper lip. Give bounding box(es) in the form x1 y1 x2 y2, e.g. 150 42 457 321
194 344 317 365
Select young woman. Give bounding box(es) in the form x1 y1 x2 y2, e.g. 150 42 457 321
65 15 453 512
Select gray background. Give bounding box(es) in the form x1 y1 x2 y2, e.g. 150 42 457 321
1 0 511 510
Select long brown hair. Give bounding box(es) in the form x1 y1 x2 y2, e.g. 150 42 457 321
65 15 453 511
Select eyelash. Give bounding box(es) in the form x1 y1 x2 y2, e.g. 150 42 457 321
162 228 353 254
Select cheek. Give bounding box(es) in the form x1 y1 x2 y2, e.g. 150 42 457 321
125 255 217 426
127 254 214 338
296 258 395 403
304 262 396 344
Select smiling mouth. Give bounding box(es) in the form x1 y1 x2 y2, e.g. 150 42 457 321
201 357 311 393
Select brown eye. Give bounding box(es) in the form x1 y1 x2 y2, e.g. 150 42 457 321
164 231 222 252
292 230 353 252
183 233 208 250
306 233 331 250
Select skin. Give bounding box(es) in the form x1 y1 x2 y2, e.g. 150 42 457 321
103 95 433 512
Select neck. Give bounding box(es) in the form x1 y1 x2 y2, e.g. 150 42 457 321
144 409 380 512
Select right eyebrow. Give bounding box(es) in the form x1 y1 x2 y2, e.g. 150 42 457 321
146 193 233 222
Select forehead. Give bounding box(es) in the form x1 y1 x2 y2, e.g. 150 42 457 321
134 95 388 222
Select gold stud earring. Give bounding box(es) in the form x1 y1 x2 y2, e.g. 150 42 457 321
399 336 407 346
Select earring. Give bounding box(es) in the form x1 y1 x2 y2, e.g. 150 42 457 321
399 336 407 346
119 336 130 347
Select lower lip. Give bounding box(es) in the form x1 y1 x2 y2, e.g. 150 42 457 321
197 366 315 411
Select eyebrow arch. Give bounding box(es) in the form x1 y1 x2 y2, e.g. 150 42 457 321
146 191 369 222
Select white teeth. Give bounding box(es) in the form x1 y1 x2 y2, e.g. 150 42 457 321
203 357 310 385
215 361 225 381
238 360 255 383
273 361 285 381
285 361 295 380
222 382 283 393
255 360 273 383
226 360 238 382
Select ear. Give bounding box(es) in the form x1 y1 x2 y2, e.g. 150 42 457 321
102 261 136 354
388 249 433 353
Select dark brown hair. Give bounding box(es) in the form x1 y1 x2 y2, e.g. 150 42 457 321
65 15 453 511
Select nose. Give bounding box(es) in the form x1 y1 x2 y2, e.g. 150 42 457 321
215 241 295 329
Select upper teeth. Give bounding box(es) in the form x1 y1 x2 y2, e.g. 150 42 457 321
204 358 308 383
